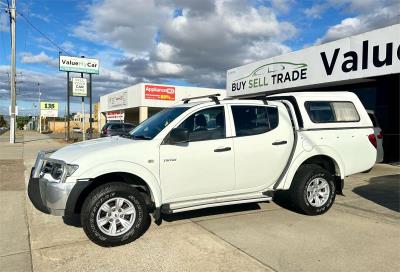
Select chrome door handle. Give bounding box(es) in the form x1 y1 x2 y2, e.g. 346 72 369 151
214 147 231 152
272 141 287 145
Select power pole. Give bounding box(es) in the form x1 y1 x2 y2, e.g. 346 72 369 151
9 0 16 143
38 83 42 133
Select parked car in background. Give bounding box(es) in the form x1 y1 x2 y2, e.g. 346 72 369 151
100 122 136 137
367 110 384 162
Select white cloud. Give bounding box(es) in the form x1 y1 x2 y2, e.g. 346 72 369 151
0 13 8 32
315 0 400 44
73 0 297 87
20 51 58 67
304 4 328 19
271 0 295 14
74 0 171 54
30 12 50 23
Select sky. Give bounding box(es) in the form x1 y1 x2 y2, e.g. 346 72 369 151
0 0 399 116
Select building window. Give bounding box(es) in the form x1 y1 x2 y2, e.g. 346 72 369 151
305 101 360 123
231 105 279 137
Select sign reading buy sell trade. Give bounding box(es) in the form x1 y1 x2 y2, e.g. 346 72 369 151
40 102 58 118
145 85 175 101
59 56 99 74
227 24 400 97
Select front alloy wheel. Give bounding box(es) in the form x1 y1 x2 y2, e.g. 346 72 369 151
81 182 150 247
96 197 136 237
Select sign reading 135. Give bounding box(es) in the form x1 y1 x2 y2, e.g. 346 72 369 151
40 102 58 110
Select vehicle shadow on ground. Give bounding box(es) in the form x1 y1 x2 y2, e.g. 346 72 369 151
272 191 300 214
162 203 262 222
63 215 82 227
353 174 400 213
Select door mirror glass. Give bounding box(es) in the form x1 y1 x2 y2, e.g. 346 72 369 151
169 128 189 144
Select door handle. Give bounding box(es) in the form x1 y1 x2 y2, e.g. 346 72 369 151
214 147 231 152
272 141 287 145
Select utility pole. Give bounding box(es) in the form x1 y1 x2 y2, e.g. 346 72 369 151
81 69 85 141
9 0 16 143
37 83 42 133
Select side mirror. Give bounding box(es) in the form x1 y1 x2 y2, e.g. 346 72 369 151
169 128 189 144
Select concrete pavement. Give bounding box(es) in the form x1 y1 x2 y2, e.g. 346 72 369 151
1 130 399 272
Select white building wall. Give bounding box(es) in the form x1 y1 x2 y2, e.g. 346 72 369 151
100 83 225 113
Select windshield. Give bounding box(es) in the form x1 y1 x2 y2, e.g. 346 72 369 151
129 106 190 139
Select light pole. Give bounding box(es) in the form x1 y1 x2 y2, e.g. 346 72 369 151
9 0 16 143
38 83 42 133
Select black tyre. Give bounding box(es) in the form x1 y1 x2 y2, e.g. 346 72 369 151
289 164 336 215
81 182 150 247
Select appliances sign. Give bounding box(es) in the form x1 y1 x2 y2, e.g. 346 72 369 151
59 56 99 74
145 85 175 101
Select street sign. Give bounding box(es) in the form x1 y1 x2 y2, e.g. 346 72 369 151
59 56 99 74
40 102 58 118
72 77 88 97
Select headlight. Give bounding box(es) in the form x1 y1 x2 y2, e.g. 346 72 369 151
40 160 79 183
66 164 79 176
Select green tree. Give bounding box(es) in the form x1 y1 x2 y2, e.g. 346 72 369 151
16 116 29 130
0 115 7 127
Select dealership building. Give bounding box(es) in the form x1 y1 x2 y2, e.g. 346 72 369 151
227 24 399 162
99 83 224 125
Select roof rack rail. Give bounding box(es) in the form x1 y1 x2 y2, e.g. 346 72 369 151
252 95 268 105
182 94 221 104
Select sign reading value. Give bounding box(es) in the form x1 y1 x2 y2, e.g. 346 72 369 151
40 102 58 118
59 56 99 74
72 78 87 97
227 24 400 97
145 85 175 101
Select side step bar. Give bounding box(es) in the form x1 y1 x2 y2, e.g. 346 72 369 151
162 196 272 214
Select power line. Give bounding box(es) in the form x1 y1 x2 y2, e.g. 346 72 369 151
16 11 72 56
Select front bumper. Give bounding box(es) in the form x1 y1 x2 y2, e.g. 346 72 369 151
28 167 76 216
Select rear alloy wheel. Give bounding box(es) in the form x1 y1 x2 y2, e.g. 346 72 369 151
290 164 336 215
305 177 330 208
81 182 150 247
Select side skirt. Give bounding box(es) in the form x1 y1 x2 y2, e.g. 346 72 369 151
162 196 272 214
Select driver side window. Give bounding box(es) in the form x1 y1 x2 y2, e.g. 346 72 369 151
178 106 225 142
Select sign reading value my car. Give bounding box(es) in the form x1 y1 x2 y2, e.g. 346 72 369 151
227 24 400 97
59 56 99 74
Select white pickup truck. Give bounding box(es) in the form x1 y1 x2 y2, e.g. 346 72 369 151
28 92 376 247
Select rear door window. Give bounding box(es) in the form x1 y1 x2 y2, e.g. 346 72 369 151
231 105 279 137
305 101 360 123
